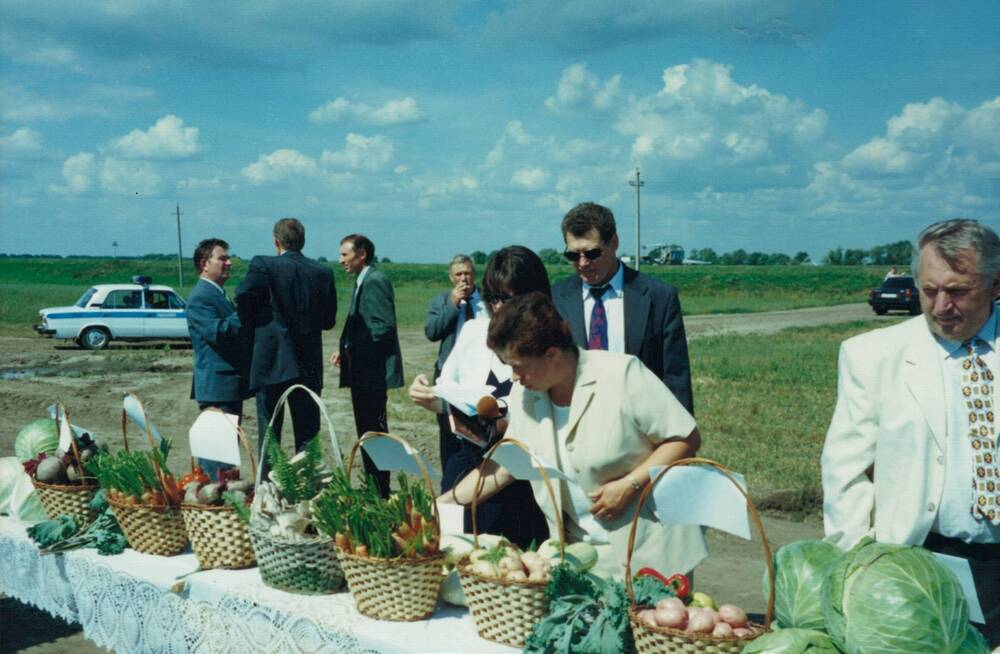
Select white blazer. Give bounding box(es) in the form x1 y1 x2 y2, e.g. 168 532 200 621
822 315 954 549
506 349 708 578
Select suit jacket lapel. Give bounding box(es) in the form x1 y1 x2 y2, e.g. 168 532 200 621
564 350 597 443
622 266 650 355
558 278 587 346
529 392 564 518
903 321 946 451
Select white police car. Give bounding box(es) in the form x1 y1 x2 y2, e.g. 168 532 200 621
35 276 189 350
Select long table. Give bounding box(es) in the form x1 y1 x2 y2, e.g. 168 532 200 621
0 518 518 654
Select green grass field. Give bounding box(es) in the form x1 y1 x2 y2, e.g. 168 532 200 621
0 257 890 336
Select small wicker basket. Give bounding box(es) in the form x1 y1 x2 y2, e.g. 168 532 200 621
335 432 445 621
181 414 257 570
625 458 774 654
30 404 100 527
458 438 565 647
249 384 344 594
106 392 189 557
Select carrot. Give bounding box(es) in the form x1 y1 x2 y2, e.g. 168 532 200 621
409 510 423 534
355 544 369 558
335 532 350 552
392 532 411 554
397 522 415 541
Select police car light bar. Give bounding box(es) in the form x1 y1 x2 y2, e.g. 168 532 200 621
131 275 152 286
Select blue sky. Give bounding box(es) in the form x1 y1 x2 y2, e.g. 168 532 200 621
1 0 998 263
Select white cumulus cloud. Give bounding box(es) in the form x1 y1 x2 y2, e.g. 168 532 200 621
309 97 423 126
99 158 160 195
242 149 320 183
321 134 394 171
545 63 621 112
1 127 43 153
510 167 550 190
110 115 201 160
48 152 95 194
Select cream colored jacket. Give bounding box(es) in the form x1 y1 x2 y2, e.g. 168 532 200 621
506 348 708 579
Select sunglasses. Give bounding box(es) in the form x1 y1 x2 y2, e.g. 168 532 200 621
484 292 514 305
563 247 603 262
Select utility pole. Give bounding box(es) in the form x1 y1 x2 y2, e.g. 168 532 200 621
112 240 119 258
174 204 184 288
629 168 644 271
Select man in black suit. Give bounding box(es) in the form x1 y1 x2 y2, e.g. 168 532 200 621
186 237 248 477
421 254 486 483
552 202 694 413
332 234 404 497
235 218 337 455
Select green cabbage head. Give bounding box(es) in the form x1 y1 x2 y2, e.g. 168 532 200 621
764 539 843 630
821 537 977 653
14 418 60 462
741 628 840 654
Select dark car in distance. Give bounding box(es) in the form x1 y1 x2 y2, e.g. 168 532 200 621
868 275 921 315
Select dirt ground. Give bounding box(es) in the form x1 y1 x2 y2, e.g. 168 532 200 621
0 303 877 653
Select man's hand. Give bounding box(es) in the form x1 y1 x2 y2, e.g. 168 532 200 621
450 280 473 305
588 477 637 521
409 374 441 412
329 352 341 367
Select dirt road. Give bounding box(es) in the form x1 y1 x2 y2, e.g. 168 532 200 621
1 304 882 653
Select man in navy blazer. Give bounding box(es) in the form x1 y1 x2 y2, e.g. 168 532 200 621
186 238 249 476
552 202 694 414
235 218 337 453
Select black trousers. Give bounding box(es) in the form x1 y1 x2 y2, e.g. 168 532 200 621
350 387 392 498
923 532 1000 646
256 381 322 476
435 366 464 492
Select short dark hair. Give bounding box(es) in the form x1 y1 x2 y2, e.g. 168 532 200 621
274 217 305 251
481 246 551 317
487 291 575 358
193 238 229 273
341 233 375 263
561 202 617 243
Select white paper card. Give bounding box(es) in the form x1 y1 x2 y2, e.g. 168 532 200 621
933 553 985 623
436 500 466 535
46 404 91 443
123 393 162 444
189 411 242 466
433 382 496 416
361 435 441 483
489 441 573 482
56 407 73 452
648 465 751 540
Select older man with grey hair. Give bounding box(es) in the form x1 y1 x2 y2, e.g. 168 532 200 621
822 218 1000 643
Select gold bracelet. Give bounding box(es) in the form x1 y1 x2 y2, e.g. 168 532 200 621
626 474 643 492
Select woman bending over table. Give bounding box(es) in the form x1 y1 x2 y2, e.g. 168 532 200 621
440 291 707 579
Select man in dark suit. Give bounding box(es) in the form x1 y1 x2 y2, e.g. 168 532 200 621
552 202 694 413
235 218 337 455
422 254 486 483
186 237 249 477
332 234 403 497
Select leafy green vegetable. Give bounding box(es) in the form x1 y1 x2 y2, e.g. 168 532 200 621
740 628 840 653
27 515 79 548
821 537 972 653
14 418 61 463
631 573 677 608
222 491 251 523
765 539 843 630
265 432 326 504
28 490 128 556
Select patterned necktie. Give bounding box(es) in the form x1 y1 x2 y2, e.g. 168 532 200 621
963 338 999 524
587 285 610 351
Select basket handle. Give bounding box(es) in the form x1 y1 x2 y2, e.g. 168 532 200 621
255 383 343 486
623 457 775 630
119 391 173 502
345 432 441 542
53 403 87 480
193 407 258 484
470 438 564 560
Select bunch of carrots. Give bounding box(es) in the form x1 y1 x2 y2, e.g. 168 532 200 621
85 438 181 508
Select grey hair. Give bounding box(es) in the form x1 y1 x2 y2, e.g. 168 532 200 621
450 254 474 268
912 218 1000 280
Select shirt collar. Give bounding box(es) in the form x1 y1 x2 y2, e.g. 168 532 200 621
355 265 370 288
199 277 225 295
580 261 624 299
936 304 998 359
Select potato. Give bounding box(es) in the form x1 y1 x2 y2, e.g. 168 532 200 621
655 597 685 612
732 627 754 638
505 570 527 582
718 604 748 628
686 609 716 634
654 607 687 629
640 609 658 628
712 622 734 637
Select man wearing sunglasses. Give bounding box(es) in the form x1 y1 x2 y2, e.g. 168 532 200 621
552 202 694 413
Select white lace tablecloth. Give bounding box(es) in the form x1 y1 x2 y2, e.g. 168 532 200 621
0 518 517 654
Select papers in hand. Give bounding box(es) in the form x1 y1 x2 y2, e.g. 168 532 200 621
433 382 496 416
489 441 572 482
648 465 751 540
189 410 241 466
361 434 441 484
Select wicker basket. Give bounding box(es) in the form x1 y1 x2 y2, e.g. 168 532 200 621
105 392 189 557
181 414 257 570
625 458 774 654
335 432 444 621
30 405 100 527
249 384 345 593
458 438 565 647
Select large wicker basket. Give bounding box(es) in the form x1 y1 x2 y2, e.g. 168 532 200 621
458 438 565 647
31 405 100 527
625 458 774 654
106 392 189 557
181 414 257 570
249 384 344 594
335 432 444 621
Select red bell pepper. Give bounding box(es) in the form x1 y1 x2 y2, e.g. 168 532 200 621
636 567 691 599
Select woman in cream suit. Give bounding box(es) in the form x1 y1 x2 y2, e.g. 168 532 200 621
441 292 707 579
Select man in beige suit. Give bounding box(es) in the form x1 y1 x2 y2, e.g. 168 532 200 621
822 219 1000 641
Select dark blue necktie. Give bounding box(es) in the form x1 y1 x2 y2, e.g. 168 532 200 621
587 285 610 350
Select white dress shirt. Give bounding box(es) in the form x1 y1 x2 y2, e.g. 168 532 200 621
581 262 625 353
932 307 1000 543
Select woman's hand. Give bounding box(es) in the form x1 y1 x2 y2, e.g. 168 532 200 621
408 374 441 412
588 477 638 521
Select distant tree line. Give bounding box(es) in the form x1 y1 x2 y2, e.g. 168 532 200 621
822 240 912 266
